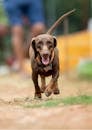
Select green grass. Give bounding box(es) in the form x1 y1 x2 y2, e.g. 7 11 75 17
24 95 92 108
62 95 92 105
24 99 63 108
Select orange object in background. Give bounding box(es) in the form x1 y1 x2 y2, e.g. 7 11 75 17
57 31 92 72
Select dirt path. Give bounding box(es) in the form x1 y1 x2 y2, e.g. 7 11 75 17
0 74 92 129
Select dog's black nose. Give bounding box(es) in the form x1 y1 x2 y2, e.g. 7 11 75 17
43 53 49 59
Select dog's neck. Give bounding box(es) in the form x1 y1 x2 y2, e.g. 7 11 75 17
35 51 55 72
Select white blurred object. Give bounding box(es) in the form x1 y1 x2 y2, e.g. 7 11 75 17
10 61 20 72
88 18 92 32
0 65 10 76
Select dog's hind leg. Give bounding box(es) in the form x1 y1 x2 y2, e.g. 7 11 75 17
40 75 46 93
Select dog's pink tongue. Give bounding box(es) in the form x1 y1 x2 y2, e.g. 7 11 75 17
42 57 49 65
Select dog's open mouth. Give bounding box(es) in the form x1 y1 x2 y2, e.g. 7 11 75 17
41 55 50 65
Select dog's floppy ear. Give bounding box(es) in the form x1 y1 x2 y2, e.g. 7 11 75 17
53 36 57 48
31 37 37 58
31 38 36 50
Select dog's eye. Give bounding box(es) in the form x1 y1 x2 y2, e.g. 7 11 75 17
37 45 41 49
48 45 53 49
47 41 52 44
47 41 53 48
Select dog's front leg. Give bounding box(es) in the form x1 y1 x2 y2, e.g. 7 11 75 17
45 71 59 97
53 82 60 95
40 75 46 93
32 71 41 99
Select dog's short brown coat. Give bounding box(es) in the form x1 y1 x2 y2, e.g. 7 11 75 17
29 34 60 98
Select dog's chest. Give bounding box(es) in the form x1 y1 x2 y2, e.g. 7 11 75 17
38 64 53 76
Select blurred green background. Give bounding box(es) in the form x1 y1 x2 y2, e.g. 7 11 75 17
44 0 91 34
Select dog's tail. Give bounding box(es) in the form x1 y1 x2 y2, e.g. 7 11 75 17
46 9 76 35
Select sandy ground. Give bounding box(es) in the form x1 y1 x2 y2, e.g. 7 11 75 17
0 73 92 130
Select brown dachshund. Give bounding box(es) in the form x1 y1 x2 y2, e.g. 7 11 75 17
29 9 75 99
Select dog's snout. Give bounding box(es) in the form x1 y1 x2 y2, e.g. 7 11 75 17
42 53 49 59
43 45 48 51
41 45 50 57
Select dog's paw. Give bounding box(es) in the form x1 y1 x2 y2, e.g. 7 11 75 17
34 93 42 99
53 88 60 95
45 87 53 97
40 86 46 93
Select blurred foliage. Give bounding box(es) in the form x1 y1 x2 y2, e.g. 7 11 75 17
0 36 12 64
0 4 8 25
44 0 90 34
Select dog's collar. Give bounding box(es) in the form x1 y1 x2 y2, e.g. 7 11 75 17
35 51 54 72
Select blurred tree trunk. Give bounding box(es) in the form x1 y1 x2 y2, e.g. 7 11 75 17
81 0 89 29
90 0 92 17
